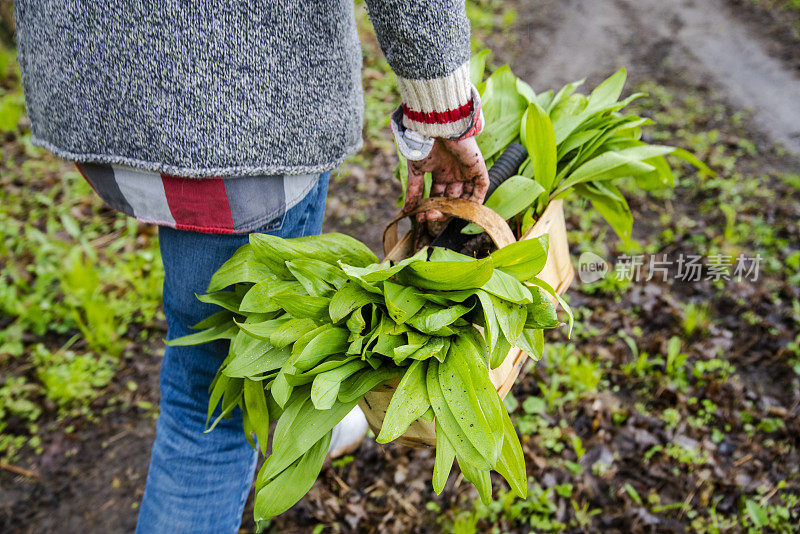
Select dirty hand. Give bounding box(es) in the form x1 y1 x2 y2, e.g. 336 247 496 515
402 136 490 225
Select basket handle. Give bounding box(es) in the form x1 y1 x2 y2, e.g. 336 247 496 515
383 197 516 257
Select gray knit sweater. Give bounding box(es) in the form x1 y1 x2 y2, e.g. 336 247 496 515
14 1 476 178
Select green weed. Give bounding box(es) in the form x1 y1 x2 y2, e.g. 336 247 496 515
644 442 711 468
682 301 712 336
538 343 605 411
32 343 115 409
440 480 572 533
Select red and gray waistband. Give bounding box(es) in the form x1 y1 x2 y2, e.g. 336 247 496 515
75 162 320 234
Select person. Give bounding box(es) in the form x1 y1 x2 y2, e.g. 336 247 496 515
14 1 489 532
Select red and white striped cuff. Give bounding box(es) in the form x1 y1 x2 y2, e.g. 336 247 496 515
398 61 479 139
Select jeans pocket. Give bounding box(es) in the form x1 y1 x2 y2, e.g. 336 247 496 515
252 212 285 234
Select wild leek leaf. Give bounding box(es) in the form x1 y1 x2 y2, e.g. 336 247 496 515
439 347 498 467
547 78 584 112
311 359 367 410
475 290 501 368
285 259 338 297
384 281 428 323
457 336 505 455
243 379 270 454
329 282 381 323
575 181 634 243
476 65 529 160
270 294 331 322
636 155 675 190
407 303 473 335
515 328 545 362
226 344 291 379
288 326 350 373
254 430 331 521
377 360 430 443
207 243 275 292
480 270 533 304
470 49 490 86
337 366 403 403
166 323 238 346
239 279 304 313
251 232 377 273
526 277 574 338
553 151 657 197
426 359 491 470
269 317 318 349
196 291 242 313
458 458 493 505
483 291 526 346
489 236 549 281
525 289 560 329
584 67 627 114
263 395 358 480
433 419 456 494
523 102 557 193
234 316 291 341
516 78 536 103
398 257 494 290
494 406 528 499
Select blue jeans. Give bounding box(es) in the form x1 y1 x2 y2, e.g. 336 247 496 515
136 173 330 533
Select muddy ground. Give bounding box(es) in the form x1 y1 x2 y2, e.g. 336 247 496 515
2 0 799 532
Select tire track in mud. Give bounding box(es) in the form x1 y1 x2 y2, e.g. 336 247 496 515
509 0 800 154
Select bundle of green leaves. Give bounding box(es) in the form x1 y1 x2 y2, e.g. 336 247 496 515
395 51 710 245
170 232 571 522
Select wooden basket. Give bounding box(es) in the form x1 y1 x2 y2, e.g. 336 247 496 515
360 197 574 447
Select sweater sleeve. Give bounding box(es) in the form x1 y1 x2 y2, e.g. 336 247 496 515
364 0 480 140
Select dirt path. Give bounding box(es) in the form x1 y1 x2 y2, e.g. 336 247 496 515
506 0 800 154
